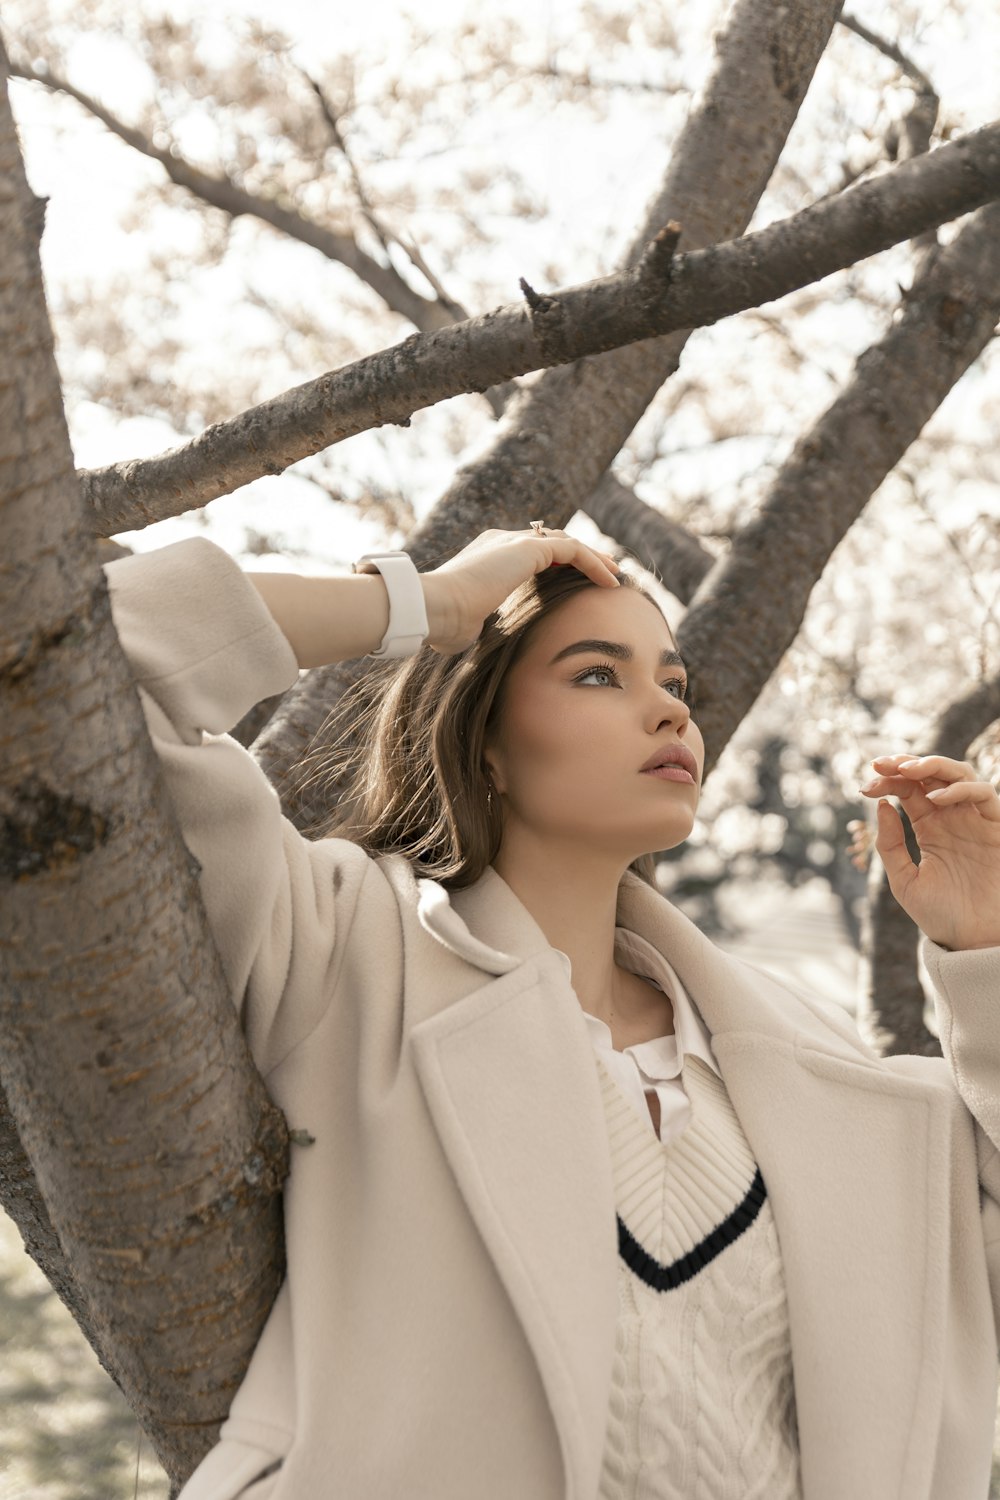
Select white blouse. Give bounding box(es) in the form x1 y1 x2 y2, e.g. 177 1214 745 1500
553 927 721 1147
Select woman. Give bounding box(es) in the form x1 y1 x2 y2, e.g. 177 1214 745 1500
103 521 1000 1500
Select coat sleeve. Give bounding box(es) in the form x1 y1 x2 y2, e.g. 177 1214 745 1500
920 935 1000 1341
102 536 375 1075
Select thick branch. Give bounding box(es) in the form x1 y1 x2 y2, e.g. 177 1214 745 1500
7 56 452 336
677 198 1000 777
932 674 1000 755
0 44 288 1488
584 471 715 606
81 119 1000 535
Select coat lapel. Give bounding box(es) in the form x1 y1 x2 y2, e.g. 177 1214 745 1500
408 868 617 1500
407 862 955 1500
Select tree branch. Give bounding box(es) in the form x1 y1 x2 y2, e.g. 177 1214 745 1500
838 11 939 243
857 668 1000 1058
297 64 469 325
932 673 1000 756
584 470 715 606
295 59 511 418
838 13 936 99
80 118 1000 535
677 198 1000 779
6 54 454 336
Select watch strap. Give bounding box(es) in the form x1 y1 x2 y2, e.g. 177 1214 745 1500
351 551 429 658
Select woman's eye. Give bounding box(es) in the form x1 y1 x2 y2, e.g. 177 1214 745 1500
576 663 621 686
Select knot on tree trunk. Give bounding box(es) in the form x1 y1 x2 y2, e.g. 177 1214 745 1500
0 775 112 879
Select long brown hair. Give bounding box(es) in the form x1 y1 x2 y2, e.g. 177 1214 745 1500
302 563 670 891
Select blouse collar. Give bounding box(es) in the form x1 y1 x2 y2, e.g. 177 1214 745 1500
564 926 721 1085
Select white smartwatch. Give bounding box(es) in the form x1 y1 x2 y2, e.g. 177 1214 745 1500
351 551 430 659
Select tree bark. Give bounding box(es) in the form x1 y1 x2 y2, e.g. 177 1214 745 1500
677 199 1000 776
857 671 1000 1057
77 116 1000 536
0 1077 81 1310
253 0 854 820
0 47 288 1488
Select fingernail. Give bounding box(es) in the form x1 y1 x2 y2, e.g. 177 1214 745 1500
860 778 880 792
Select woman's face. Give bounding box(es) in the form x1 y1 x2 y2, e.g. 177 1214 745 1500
485 585 704 866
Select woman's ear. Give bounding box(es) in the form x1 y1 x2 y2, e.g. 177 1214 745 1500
482 750 505 796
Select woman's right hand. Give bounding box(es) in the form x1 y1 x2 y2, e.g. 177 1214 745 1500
421 526 622 656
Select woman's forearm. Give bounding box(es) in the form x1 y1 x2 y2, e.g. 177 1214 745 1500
247 568 450 670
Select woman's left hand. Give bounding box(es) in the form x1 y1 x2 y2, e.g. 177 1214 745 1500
859 753 1000 951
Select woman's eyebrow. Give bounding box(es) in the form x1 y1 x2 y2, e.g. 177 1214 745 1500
548 638 685 669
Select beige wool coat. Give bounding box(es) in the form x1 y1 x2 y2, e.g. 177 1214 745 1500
103 537 1000 1500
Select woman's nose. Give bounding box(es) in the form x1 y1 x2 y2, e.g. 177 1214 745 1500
653 696 690 728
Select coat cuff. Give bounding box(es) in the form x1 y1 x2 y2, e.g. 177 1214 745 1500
921 932 1000 995
920 932 1000 1150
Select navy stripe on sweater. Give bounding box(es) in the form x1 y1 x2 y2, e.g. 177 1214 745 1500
617 1166 768 1292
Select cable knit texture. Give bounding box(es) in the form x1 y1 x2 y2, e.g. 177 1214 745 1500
595 1050 803 1499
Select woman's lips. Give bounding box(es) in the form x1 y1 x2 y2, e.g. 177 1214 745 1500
641 766 696 784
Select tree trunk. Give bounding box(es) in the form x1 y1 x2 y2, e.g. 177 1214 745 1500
858 825 939 1058
857 671 1000 1056
0 47 288 1489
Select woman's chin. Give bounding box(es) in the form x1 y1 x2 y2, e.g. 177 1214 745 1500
643 814 697 854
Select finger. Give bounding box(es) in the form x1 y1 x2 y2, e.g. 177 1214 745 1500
924 780 1000 819
545 538 621 587
872 798 917 891
871 754 976 782
533 527 621 574
860 772 922 799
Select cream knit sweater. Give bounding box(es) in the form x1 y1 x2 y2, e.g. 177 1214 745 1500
584 948 803 1499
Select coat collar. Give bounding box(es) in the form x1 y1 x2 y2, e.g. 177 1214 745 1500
406 861 956 1500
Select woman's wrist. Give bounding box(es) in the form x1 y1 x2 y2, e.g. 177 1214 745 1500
247 567 454 669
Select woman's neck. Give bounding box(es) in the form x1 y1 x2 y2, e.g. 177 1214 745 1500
489 848 649 1030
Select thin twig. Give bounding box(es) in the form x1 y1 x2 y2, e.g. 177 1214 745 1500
838 13 936 96
297 63 468 323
